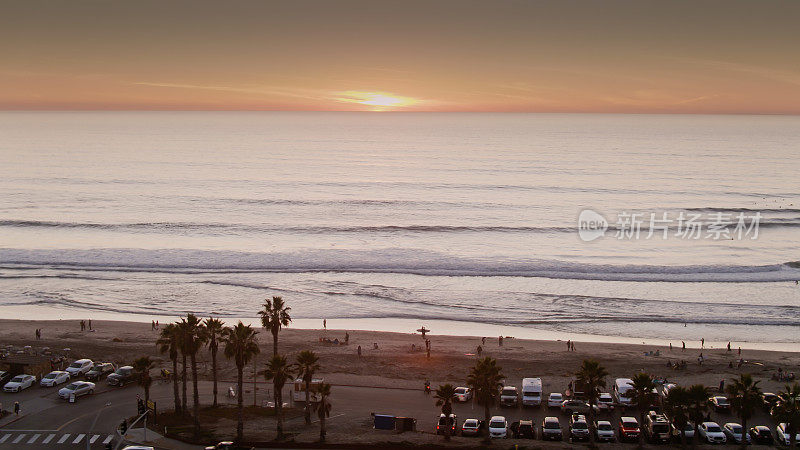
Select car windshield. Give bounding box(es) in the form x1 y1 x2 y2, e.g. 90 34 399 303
66 383 79 389
11 376 25 382
759 429 770 436
116 368 129 375
599 423 612 430
599 395 612 401
69 362 82 368
573 422 588 430
490 421 504 428
44 373 56 379
551 394 562 399
501 388 515 395
717 398 729 404
455 388 466 394
464 420 477 427
707 425 722 433
545 421 559 429
623 421 638 428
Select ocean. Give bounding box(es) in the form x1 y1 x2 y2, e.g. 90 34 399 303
1 112 798 347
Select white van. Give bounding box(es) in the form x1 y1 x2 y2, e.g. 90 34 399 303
521 377 542 407
613 378 634 408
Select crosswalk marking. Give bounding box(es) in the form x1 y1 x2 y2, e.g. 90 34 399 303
42 434 56 444
0 432 114 446
72 434 85 444
26 433 41 444
57 434 70 444
102 435 114 444
0 435 10 444
12 434 26 444
89 434 100 443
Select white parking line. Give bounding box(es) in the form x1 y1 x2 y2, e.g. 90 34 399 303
26 433 41 444
102 435 114 444
12 434 26 444
72 434 85 444
0 435 10 444
57 434 70 444
42 434 56 444
89 434 100 443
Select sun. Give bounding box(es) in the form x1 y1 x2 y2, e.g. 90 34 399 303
332 91 420 110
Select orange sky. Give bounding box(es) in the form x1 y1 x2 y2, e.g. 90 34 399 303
1 0 799 113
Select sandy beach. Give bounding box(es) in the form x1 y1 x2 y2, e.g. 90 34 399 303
3 318 797 393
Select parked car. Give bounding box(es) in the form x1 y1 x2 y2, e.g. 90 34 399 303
722 423 750 444
569 414 590 441
40 371 70 387
521 377 542 407
488 416 508 438
697 422 727 444
541 416 563 441
749 425 774 445
709 395 731 412
618 416 641 442
65 358 93 378
777 423 800 446
461 418 483 437
613 378 634 409
58 381 95 400
454 386 472 402
0 371 12 386
597 392 615 411
561 399 590 414
660 382 677 401
85 362 116 381
547 392 563 408
107 365 138 386
595 420 615 442
761 392 779 411
500 386 518 407
515 420 535 439
643 410 671 444
3 374 36 392
436 413 457 435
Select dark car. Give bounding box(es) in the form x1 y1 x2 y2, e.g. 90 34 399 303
107 365 138 386
510 420 535 439
436 414 457 435
761 392 778 412
749 426 774 445
85 362 115 381
0 371 12 386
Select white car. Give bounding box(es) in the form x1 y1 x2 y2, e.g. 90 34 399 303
597 392 615 411
722 423 750 444
65 358 93 378
698 422 727 444
3 374 36 392
488 415 508 438
454 386 473 402
595 420 615 442
58 381 96 400
547 392 563 408
777 423 800 446
40 371 70 387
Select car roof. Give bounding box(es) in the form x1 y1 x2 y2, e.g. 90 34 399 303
549 392 562 396
74 358 92 363
463 418 478 423
621 417 638 422
490 416 505 421
519 420 533 425
596 420 611 425
702 421 720 426
544 416 559 422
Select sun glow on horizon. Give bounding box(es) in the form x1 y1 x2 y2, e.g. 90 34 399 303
332 91 421 110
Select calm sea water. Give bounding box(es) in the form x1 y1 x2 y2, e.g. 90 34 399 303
0 112 798 345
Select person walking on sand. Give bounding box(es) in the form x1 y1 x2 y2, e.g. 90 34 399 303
572 341 576 351
345 332 349 345
727 342 731 352
738 346 741 356
482 336 486 345
323 319 326 330
682 341 685 351
498 335 503 347
357 345 361 357
88 319 92 331
669 343 672 351
701 337 704 348
567 340 571 351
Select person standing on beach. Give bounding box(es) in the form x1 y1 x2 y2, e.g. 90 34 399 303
567 340 571 351
88 319 92 331
498 335 503 347
701 338 704 348
738 347 741 356
682 341 685 351
669 343 672 351
357 345 361 357
323 319 326 330
727 342 731 352
345 332 349 345
482 336 486 345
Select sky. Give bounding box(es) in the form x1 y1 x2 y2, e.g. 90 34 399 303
1 0 799 113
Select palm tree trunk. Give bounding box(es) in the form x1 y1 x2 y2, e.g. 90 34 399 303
181 353 188 414
211 346 218 407
483 403 491 443
588 400 596 444
444 401 451 441
272 329 278 356
272 329 279 426
191 352 200 436
172 356 181 414
236 364 244 443
320 412 326 442
275 380 284 439
740 417 747 449
304 379 311 424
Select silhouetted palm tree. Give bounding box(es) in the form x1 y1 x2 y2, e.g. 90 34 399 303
176 320 189 413
223 322 260 444
203 317 225 407
259 296 292 356
296 350 320 425
687 384 711 449
132 356 155 405
725 374 761 449
576 359 608 443
181 313 207 435
466 357 504 442
664 386 691 447
315 383 332 442
773 382 800 449
628 372 658 444
262 354 294 440
156 323 181 414
434 384 458 441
